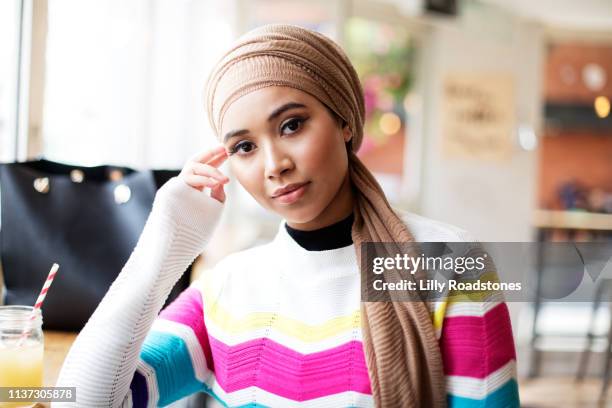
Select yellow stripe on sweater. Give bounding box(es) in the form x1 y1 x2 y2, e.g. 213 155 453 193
193 273 363 341
195 269 500 337
206 304 362 341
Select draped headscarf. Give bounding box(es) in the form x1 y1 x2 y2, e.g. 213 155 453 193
204 24 446 408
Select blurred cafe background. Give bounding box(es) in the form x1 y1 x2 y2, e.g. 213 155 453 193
0 0 611 406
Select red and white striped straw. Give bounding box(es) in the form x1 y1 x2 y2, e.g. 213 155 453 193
33 263 59 310
17 263 59 346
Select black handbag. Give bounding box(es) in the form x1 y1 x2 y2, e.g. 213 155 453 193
0 159 190 331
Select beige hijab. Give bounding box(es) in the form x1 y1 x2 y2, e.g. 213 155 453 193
204 24 446 408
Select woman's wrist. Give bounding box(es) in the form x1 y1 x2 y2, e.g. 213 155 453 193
152 176 224 239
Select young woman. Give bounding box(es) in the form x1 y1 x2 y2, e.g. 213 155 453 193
55 24 519 407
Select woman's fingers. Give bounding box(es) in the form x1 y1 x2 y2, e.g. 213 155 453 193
191 162 228 182
189 174 226 188
190 145 226 164
210 182 226 203
184 174 226 189
206 149 229 168
180 146 230 202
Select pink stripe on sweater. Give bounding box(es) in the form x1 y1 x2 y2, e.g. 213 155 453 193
209 336 372 401
440 302 516 378
158 287 215 372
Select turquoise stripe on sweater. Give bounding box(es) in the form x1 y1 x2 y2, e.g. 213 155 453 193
141 331 204 407
447 379 520 408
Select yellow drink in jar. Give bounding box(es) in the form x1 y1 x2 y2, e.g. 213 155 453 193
0 307 44 408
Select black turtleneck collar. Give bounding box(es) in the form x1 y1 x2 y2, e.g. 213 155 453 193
285 212 354 251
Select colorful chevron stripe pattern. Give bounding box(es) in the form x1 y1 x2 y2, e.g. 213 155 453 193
128 281 519 407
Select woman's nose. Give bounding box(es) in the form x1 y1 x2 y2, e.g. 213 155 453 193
263 142 293 179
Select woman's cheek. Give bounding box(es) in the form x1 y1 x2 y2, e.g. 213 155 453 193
294 140 328 172
230 165 256 199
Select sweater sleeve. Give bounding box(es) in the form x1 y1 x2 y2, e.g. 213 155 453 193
435 237 520 407
126 279 217 407
53 177 224 407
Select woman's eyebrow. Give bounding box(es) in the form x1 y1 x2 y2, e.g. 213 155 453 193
223 129 249 143
223 102 307 143
267 102 306 122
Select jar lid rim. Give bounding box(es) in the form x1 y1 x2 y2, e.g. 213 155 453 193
0 306 43 325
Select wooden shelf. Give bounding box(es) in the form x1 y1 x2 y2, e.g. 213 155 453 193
533 210 612 231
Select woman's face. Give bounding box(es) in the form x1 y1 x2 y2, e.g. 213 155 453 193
221 86 353 230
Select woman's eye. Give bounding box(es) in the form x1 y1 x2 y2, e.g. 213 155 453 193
229 141 255 156
280 117 305 135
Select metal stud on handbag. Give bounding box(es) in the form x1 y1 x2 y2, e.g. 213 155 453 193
0 159 187 331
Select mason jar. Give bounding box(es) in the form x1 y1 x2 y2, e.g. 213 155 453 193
0 306 44 408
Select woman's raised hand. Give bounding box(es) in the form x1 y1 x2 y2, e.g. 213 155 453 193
179 145 230 203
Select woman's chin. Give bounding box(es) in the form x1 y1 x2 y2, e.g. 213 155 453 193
282 212 317 226
278 206 324 226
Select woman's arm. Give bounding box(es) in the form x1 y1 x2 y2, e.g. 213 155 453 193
124 277 219 407
53 176 224 407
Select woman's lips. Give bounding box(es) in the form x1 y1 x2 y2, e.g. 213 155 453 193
273 182 310 204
